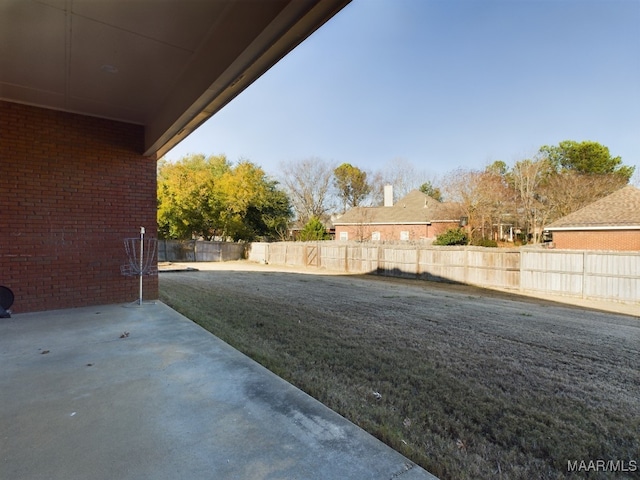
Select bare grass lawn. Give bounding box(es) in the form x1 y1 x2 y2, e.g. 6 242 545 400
159 263 639 479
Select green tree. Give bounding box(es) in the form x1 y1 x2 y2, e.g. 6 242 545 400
539 140 634 179
216 160 293 241
249 186 292 241
486 160 508 176
157 154 230 240
158 155 292 241
419 181 443 201
333 163 371 212
298 217 330 241
534 141 632 228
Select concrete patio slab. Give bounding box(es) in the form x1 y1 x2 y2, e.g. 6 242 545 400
0 302 437 480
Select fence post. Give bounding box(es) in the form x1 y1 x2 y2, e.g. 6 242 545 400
344 244 349 273
519 249 524 292
464 248 470 284
582 250 587 299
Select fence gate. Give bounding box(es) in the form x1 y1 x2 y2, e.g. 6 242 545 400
305 244 319 267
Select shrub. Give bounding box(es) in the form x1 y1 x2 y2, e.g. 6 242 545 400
470 237 498 247
433 228 469 246
298 217 330 241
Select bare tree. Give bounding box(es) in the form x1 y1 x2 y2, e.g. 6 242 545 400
371 158 438 205
279 158 336 225
508 158 552 243
541 171 628 221
442 168 513 240
353 207 374 242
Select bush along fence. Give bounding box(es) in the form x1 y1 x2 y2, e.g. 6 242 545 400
247 241 640 305
158 240 246 262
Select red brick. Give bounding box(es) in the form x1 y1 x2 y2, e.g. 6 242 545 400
552 230 640 251
335 222 457 242
0 101 158 312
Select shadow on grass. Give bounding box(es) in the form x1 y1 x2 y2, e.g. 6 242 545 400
374 266 466 285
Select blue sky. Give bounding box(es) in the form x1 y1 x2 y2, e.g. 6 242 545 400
165 0 640 182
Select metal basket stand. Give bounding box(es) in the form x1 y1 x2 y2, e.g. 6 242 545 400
121 227 158 305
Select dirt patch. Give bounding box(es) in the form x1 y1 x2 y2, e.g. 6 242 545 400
160 261 640 479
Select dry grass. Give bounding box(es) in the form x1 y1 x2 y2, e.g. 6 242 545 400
159 267 639 479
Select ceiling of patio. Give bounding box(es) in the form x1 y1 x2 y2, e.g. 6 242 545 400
0 0 350 158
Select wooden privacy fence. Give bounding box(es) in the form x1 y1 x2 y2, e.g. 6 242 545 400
520 249 639 304
158 240 246 262
248 242 639 305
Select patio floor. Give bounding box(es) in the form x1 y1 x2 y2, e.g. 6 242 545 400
0 302 436 480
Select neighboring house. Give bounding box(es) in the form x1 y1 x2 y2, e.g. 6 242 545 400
333 189 462 242
544 185 640 251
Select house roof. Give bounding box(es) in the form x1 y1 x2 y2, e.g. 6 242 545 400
0 0 350 159
545 185 640 231
334 190 462 225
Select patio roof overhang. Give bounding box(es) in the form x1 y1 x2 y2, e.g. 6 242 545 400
0 0 350 159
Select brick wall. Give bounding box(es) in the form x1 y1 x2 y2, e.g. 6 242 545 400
551 230 640 251
0 101 158 312
334 222 457 242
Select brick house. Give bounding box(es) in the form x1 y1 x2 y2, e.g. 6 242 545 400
0 1 349 312
544 185 640 251
333 189 462 242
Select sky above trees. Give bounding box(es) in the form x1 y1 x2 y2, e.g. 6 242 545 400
164 0 639 183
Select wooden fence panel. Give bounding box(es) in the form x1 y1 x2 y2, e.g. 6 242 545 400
159 240 245 262
248 242 639 305
281 243 305 266
320 244 346 271
158 240 196 262
360 246 379 273
344 244 374 273
416 248 467 283
267 243 286 265
520 250 585 296
378 247 418 277
466 249 520 289
248 243 269 263
583 252 640 303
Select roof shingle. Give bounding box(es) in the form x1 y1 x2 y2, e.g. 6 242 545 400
334 190 462 225
545 185 640 229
